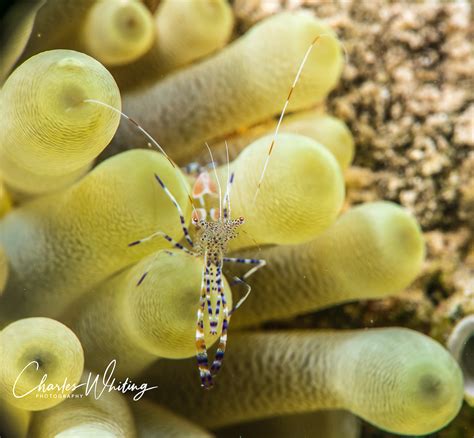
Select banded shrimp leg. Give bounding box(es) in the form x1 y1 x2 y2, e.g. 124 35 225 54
224 257 267 316
208 255 266 377
128 173 197 286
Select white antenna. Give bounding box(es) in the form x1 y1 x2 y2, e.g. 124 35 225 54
83 98 176 168
253 33 346 202
224 140 232 216
83 98 199 217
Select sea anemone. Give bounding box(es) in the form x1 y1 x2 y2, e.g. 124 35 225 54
0 2 471 437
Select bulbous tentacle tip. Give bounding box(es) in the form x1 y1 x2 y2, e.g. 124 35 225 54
378 335 464 435
51 60 92 111
448 314 474 406
0 49 121 194
82 0 155 67
0 317 84 411
414 367 462 409
226 133 345 248
404 364 464 434
59 85 89 111
56 56 85 70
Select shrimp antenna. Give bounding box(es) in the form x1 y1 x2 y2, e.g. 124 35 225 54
83 98 198 218
223 140 232 218
83 99 175 168
253 33 345 201
204 142 223 220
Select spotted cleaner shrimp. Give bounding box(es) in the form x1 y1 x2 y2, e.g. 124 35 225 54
84 34 328 389
130 152 266 389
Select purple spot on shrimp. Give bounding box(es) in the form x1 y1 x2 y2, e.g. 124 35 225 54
154 174 165 188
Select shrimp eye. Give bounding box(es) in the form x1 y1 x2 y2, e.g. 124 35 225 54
239 216 244 222
192 208 207 222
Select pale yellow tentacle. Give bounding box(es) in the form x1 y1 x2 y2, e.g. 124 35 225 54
116 12 343 162
0 318 84 411
111 0 234 89
81 0 155 66
0 150 190 321
28 372 136 437
142 329 463 436
231 201 425 328
216 133 345 248
0 49 121 196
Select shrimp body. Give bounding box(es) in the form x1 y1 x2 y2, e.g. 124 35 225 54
130 169 264 389
194 217 244 259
